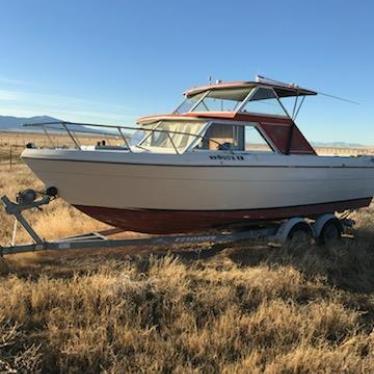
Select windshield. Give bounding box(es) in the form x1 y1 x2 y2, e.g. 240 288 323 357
174 93 205 113
137 120 204 152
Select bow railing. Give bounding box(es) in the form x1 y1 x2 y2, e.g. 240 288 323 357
23 121 233 155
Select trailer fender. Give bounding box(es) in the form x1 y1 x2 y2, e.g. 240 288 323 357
312 214 340 238
275 217 310 243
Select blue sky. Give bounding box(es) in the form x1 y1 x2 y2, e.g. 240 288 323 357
0 0 374 144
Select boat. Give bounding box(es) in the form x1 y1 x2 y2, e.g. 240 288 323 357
21 76 374 234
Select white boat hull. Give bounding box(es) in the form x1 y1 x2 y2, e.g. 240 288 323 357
22 148 374 233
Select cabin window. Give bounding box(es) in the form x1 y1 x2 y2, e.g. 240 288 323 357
241 87 289 117
196 123 244 151
245 126 273 152
137 121 204 151
195 123 273 152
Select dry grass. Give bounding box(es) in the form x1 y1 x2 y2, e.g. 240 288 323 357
1 137 374 372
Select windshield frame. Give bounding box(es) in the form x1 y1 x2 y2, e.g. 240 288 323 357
192 88 253 113
174 91 210 114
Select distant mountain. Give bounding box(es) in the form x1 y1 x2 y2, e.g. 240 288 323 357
0 115 61 131
311 141 365 148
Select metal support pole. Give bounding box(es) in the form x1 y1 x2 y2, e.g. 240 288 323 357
11 219 18 246
118 127 132 152
43 125 56 148
167 132 180 154
270 87 295 155
62 123 81 149
12 210 43 244
294 96 306 121
1 195 51 245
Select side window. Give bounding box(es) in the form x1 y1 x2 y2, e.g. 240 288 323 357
196 123 244 151
245 126 273 152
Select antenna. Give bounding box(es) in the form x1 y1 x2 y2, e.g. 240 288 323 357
255 74 360 105
316 91 360 105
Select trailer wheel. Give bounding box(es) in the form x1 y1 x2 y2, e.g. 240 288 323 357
287 222 313 244
318 219 342 245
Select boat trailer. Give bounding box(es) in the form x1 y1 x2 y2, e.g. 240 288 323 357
0 189 354 256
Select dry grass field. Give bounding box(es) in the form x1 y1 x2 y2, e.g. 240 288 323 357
1 133 374 373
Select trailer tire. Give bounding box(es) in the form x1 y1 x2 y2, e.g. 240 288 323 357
318 219 342 245
287 222 313 244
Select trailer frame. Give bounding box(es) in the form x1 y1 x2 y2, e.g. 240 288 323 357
0 189 354 257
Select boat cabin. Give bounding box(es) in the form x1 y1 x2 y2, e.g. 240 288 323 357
136 77 317 155
23 76 318 157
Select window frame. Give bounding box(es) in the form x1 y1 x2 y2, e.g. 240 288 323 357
190 120 277 154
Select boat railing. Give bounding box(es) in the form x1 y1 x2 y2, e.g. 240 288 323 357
23 120 226 155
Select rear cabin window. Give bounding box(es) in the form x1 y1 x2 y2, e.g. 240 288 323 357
245 126 273 152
